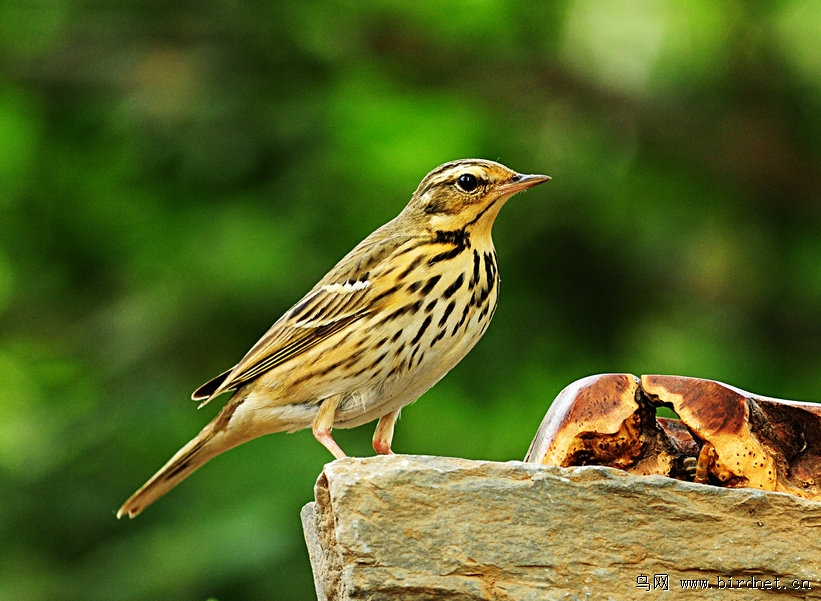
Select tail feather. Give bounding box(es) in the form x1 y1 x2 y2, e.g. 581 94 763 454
117 393 290 518
117 426 225 519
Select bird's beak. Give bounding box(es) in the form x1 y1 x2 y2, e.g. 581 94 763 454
500 173 552 195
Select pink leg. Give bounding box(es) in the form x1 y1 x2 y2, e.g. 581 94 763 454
312 396 347 460
372 409 400 455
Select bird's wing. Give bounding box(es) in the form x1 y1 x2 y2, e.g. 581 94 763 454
192 228 415 406
193 279 374 405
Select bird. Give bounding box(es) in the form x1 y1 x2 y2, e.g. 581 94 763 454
117 158 550 518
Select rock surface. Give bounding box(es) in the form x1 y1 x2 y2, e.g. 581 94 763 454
301 455 821 600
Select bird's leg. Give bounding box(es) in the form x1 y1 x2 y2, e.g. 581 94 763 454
312 395 347 459
372 409 400 455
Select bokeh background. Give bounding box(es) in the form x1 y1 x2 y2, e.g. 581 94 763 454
2 1 820 599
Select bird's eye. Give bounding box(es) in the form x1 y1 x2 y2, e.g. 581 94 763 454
456 173 479 192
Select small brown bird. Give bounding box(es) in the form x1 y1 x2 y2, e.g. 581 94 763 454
118 159 550 518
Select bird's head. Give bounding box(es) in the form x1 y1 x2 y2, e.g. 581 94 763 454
403 159 550 234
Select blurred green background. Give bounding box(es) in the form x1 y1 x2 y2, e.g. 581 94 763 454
2 1 820 599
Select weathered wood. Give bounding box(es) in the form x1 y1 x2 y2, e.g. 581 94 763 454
302 455 821 600
526 374 821 501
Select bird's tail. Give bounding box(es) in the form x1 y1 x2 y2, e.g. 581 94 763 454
117 397 286 519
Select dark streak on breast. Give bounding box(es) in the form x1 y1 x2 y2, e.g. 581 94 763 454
428 228 471 265
453 304 471 335
411 314 432 345
420 275 441 294
469 250 480 290
398 255 424 279
438 300 456 327
430 328 447 347
484 251 497 288
366 350 389 371
435 228 470 247
382 299 424 324
442 273 464 299
429 245 465 265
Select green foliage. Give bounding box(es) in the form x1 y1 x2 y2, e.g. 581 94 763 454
1 1 819 599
